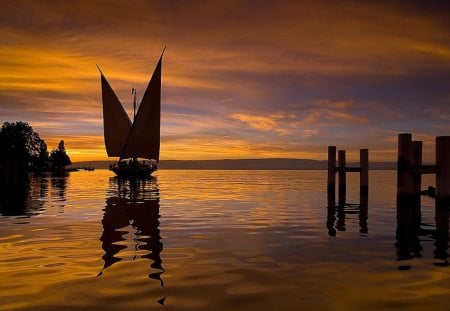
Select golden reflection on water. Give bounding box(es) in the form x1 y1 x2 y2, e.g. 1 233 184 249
0 170 449 310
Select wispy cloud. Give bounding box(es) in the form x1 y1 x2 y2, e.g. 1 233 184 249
298 110 370 126
230 113 279 131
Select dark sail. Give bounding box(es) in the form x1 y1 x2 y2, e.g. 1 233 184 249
120 55 162 161
99 70 132 157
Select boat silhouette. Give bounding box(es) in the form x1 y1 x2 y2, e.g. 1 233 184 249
98 48 164 178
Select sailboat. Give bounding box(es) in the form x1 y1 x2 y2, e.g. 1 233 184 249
98 48 164 178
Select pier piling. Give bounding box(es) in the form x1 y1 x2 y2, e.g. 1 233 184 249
360 149 369 195
327 146 336 198
397 133 413 199
411 141 422 201
338 150 346 204
436 136 450 206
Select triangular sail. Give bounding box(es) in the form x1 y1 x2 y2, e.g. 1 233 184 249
99 70 132 157
120 55 162 161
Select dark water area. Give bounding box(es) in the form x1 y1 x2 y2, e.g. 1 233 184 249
0 170 449 310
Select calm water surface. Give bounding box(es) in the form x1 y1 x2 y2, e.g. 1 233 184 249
0 170 448 310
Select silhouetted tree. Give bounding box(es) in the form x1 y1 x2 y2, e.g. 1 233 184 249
0 121 47 185
50 140 71 172
0 121 43 164
34 140 50 172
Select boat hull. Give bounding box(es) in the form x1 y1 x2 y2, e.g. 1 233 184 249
111 163 157 179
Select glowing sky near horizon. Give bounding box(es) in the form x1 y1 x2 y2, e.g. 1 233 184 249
0 0 449 162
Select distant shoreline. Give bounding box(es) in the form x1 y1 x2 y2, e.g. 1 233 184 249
70 158 397 170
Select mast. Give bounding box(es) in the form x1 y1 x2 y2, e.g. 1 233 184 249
132 87 137 121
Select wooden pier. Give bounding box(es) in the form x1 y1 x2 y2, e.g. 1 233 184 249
397 133 450 206
326 146 369 236
396 133 450 264
327 146 369 204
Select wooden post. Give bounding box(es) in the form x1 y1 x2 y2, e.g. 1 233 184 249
338 150 346 204
360 149 368 196
434 204 449 261
436 136 450 206
327 146 336 197
397 133 413 199
411 141 422 200
410 141 423 237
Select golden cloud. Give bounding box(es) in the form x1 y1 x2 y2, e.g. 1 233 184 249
230 113 278 131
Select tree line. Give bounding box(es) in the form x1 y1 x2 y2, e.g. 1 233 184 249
0 121 71 175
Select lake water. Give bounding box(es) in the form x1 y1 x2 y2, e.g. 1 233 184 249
0 170 448 310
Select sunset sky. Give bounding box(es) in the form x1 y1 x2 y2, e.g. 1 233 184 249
1 0 449 162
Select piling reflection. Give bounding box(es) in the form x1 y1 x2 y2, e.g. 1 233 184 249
434 206 449 265
99 177 165 298
395 198 422 263
395 197 449 268
326 193 368 236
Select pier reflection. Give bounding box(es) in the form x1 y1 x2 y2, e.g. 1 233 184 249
99 177 164 290
326 194 368 236
396 197 449 268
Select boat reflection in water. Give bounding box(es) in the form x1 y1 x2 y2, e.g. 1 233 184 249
396 197 449 269
98 177 165 303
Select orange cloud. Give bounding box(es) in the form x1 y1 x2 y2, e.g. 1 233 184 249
298 110 370 126
316 100 353 109
230 114 278 131
230 112 308 137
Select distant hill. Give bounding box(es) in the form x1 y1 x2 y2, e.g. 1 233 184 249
71 158 396 170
